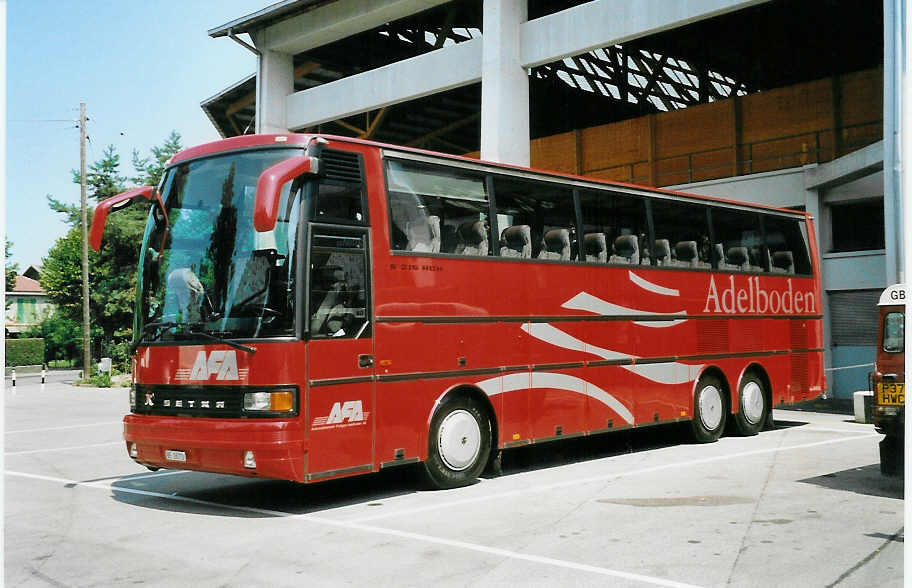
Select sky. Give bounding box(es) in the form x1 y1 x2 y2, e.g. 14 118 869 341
6 0 271 270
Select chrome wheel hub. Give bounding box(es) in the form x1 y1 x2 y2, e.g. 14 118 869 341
741 381 765 424
437 409 481 471
699 385 723 431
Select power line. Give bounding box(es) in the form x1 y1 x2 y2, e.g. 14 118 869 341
9 119 78 123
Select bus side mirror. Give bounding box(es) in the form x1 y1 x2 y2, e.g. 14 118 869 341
89 186 166 251
254 156 319 232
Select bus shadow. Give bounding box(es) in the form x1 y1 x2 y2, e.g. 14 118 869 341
490 423 689 478
798 463 904 500
108 465 427 518
109 421 785 516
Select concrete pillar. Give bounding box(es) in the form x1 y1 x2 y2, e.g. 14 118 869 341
480 0 529 166
883 0 903 284
805 187 833 395
256 49 293 134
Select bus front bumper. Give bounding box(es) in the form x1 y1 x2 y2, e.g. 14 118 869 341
123 414 309 482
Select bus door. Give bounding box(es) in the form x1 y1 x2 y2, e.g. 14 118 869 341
305 226 375 481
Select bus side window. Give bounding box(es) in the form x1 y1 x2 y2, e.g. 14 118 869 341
492 177 576 260
385 160 489 256
710 208 765 272
763 216 812 275
650 200 711 269
579 190 646 265
308 232 371 339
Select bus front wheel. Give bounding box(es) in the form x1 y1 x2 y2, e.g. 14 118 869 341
691 375 727 443
733 373 767 436
424 396 492 489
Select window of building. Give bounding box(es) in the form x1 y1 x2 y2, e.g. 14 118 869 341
830 199 884 253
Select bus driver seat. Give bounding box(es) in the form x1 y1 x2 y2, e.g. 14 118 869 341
310 266 348 336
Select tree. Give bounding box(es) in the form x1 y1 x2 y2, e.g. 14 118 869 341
132 131 182 187
45 144 141 356
26 308 82 364
5 240 19 294
44 134 184 361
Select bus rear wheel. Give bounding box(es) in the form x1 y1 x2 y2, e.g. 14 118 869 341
733 373 767 436
424 396 492 489
691 375 726 443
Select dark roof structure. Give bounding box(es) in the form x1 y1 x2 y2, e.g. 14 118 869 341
202 0 882 155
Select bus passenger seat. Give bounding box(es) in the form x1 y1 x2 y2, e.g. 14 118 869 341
673 240 700 268
538 229 571 260
749 246 766 272
653 239 671 266
440 224 459 254
726 246 750 271
771 250 795 274
456 220 488 256
584 233 607 262
500 225 532 258
405 215 440 253
609 235 639 265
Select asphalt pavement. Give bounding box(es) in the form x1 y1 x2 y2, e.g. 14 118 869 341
4 376 904 587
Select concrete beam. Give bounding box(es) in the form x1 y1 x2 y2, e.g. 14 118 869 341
256 0 449 55
520 0 770 69
803 140 884 190
285 39 482 130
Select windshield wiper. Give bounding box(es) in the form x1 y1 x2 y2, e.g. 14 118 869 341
184 326 256 354
131 321 179 353
131 320 256 354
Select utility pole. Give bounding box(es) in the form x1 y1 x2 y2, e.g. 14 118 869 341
79 103 90 378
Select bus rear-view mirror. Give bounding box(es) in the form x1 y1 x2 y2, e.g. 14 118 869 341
254 156 318 232
89 186 165 251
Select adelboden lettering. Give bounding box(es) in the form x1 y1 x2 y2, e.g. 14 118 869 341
704 276 815 314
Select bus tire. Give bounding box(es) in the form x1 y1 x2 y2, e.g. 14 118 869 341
691 374 726 443
733 373 767 436
424 396 492 489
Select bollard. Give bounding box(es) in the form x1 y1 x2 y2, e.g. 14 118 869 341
11 369 15 387
41 365 47 384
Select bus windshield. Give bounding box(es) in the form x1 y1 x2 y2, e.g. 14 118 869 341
137 148 303 343
883 311 904 353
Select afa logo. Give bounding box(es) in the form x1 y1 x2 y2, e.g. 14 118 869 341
189 350 239 381
312 400 369 430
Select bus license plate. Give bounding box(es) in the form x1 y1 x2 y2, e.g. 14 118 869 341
877 383 905 406
164 449 187 462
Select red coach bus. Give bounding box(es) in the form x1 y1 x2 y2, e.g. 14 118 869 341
91 133 824 489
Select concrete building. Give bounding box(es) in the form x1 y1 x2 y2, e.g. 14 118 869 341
201 0 900 398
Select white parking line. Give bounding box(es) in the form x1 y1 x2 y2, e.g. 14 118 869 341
5 441 123 456
351 432 880 524
4 469 702 588
5 421 122 434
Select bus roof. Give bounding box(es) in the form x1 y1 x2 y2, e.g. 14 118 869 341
166 133 810 219
879 284 907 306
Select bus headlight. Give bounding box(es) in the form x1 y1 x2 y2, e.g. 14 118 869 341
242 389 296 415
129 385 137 411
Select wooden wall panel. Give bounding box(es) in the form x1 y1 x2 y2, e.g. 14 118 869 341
531 131 579 174
654 100 732 159
741 78 833 144
840 69 883 127
461 69 881 187
581 118 648 172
